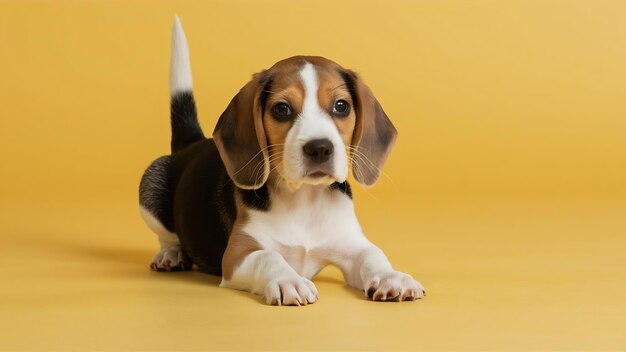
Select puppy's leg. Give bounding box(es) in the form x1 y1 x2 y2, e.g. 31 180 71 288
331 237 426 302
139 207 189 271
220 235 318 306
139 156 189 271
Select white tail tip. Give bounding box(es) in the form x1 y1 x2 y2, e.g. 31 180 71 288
170 15 193 95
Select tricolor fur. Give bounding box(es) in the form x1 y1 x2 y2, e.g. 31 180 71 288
139 16 425 305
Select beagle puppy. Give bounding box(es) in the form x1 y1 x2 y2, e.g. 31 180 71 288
139 17 425 305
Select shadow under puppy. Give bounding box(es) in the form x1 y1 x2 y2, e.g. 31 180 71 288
139 17 425 306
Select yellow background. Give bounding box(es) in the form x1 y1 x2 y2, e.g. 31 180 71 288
1 0 625 350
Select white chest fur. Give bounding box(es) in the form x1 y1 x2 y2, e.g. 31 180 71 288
222 183 425 305
241 184 363 278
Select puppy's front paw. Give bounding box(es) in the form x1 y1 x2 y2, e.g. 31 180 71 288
150 245 190 271
264 276 319 306
365 271 426 302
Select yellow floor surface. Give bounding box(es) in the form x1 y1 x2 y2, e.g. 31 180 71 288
2 198 625 350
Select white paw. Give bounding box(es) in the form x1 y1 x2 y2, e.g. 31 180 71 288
264 276 319 306
365 271 426 302
150 245 189 271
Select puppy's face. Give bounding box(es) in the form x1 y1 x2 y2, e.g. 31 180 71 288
262 61 355 188
213 56 397 191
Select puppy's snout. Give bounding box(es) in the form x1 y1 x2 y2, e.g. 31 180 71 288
303 139 334 163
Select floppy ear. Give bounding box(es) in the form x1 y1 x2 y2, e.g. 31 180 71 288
213 71 270 190
343 70 398 187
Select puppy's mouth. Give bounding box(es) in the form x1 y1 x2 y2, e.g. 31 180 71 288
301 167 336 185
307 171 328 178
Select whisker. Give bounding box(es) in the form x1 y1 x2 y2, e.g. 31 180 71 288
348 155 380 201
346 146 395 184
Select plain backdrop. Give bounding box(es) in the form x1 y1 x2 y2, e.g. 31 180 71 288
1 1 625 350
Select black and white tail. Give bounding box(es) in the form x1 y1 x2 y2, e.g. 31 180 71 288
138 16 201 271
170 16 204 153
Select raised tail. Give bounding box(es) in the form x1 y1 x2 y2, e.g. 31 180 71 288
170 16 204 153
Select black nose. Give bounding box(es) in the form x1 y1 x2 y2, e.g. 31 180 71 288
303 139 334 163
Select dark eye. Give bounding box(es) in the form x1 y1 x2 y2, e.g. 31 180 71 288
333 99 350 116
271 102 293 121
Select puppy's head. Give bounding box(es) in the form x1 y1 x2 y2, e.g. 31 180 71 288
213 56 397 190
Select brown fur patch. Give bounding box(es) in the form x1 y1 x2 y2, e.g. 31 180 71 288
315 66 356 146
213 71 270 189
262 70 305 177
341 69 397 186
221 197 262 280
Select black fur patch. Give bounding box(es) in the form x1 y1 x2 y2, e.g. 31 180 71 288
170 92 204 152
170 139 236 275
330 181 352 198
239 184 271 211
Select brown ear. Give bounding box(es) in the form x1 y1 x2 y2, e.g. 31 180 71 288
213 71 270 189
343 70 398 187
